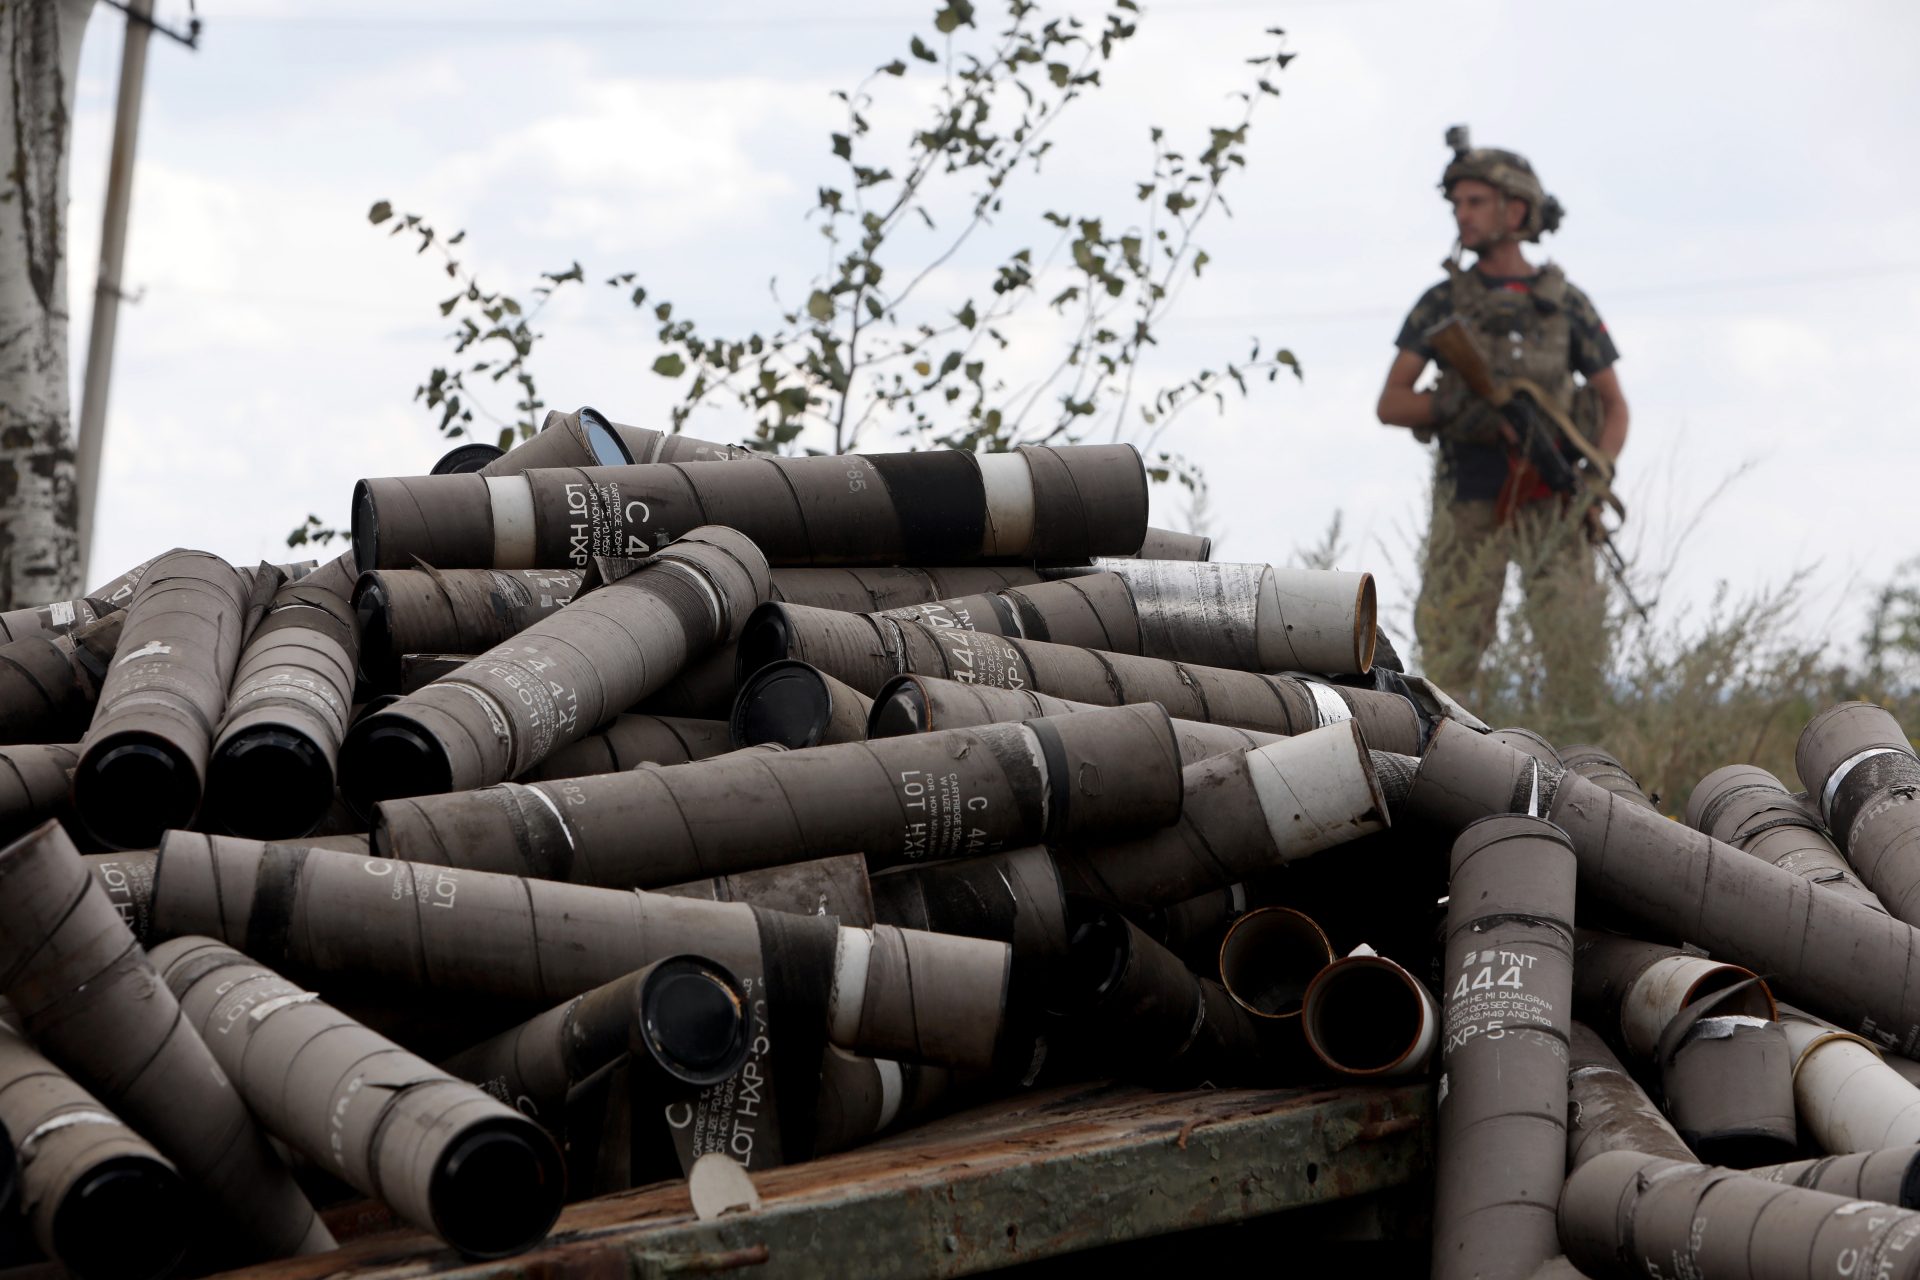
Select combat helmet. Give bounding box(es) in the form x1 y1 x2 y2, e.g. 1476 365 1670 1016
1439 125 1564 243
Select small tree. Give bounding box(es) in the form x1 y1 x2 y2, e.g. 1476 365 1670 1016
315 0 1297 554
0 0 93 603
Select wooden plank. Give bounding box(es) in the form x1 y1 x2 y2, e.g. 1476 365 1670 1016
218 1081 1431 1280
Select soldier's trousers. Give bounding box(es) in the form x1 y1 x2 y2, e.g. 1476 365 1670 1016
1413 486 1608 712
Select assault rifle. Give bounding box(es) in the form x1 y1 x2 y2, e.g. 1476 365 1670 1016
1423 315 1651 622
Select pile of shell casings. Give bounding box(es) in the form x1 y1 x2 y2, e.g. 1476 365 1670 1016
0 408 1912 1280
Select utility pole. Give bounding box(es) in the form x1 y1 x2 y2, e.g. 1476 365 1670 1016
74 0 155 585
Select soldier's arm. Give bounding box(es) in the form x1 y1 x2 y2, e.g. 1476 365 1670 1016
1587 366 1629 461
1376 350 1435 429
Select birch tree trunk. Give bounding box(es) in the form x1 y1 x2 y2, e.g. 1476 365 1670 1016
0 0 93 606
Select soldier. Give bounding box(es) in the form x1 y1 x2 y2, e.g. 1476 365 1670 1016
1375 128 1629 715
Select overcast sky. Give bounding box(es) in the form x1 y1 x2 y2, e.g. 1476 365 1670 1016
62 0 1920 656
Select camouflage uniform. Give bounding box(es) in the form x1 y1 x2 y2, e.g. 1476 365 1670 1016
1395 265 1620 701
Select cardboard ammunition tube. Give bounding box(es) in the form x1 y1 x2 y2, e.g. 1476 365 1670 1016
339 526 770 806
729 660 872 749
1571 930 1776 1063
810 1051 963 1157
1055 721 1387 909
398 653 471 692
1216 906 1334 1020
0 745 79 845
353 444 1147 571
153 938 565 1259
0 1024 188 1280
1748 1148 1920 1208
1660 1010 1796 1168
0 553 161 644
1558 744 1656 809
1405 720 1920 1053
1082 559 1377 674
1047 898 1261 1087
205 581 359 839
657 853 876 926
1565 1021 1694 1167
1560 1150 1920 1280
631 642 740 719
1300 949 1439 1080
1796 702 1920 925
1688 763 1886 914
432 441 504 473
0 615 121 745
769 566 1046 613
743 604 1423 752
1431 815 1577 1280
70 551 251 849
373 703 1183 884
1891 1053 1920 1089
521 714 731 780
869 847 1068 960
478 406 633 475
1780 1019 1920 1151
438 956 749 1128
353 567 584 690
1489 726 1564 764
1132 526 1212 560
149 835 1010 1071
867 673 1284 766
1369 748 1419 807
875 572 1143 654
608 419 752 465
0 823 331 1259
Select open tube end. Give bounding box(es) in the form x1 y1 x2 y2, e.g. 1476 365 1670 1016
1303 959 1425 1075
638 957 752 1086
1353 574 1378 673
734 603 794 683
431 442 506 475
350 480 380 573
208 729 333 840
576 407 636 466
338 713 454 812
351 572 401 689
1217 908 1334 1019
52 1157 188 1280
428 1119 566 1260
866 677 929 738
73 735 200 851
730 661 833 749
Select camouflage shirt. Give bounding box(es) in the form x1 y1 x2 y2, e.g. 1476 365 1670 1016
1394 268 1620 502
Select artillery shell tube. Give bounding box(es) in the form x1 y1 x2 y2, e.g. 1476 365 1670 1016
729 660 873 749
658 853 876 926
1797 702 1920 925
153 938 565 1258
0 553 160 645
1556 744 1656 809
432 441 505 473
1216 907 1334 1022
1131 526 1212 561
1488 726 1563 764
1405 719 1920 1054
1748 1148 1920 1208
0 1024 187 1280
1660 1013 1796 1168
1047 898 1261 1087
204 581 359 839
1055 721 1387 909
1299 948 1438 1079
770 565 1045 613
484 408 746 475
869 846 1068 960
1781 1019 1920 1152
1432 815 1577 1280
743 603 1424 752
867 672 1283 765
149 835 1010 1072
372 703 1183 885
1565 1022 1694 1167
0 823 331 1260
1688 763 1886 914
353 567 584 690
871 572 1144 656
520 714 732 780
352 444 1147 571
1571 930 1775 1062
0 615 121 745
70 551 252 849
1560 1150 1920 1280
0 745 80 845
339 526 770 806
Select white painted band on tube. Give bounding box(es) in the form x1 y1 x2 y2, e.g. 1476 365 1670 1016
1620 955 1756 1060
1305 681 1352 728
1781 1019 1920 1151
976 452 1036 557
250 991 319 1023
1243 722 1384 860
1822 746 1912 824
655 557 729 641
20 1110 120 1150
829 927 873 1047
874 1057 904 1131
486 476 538 569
